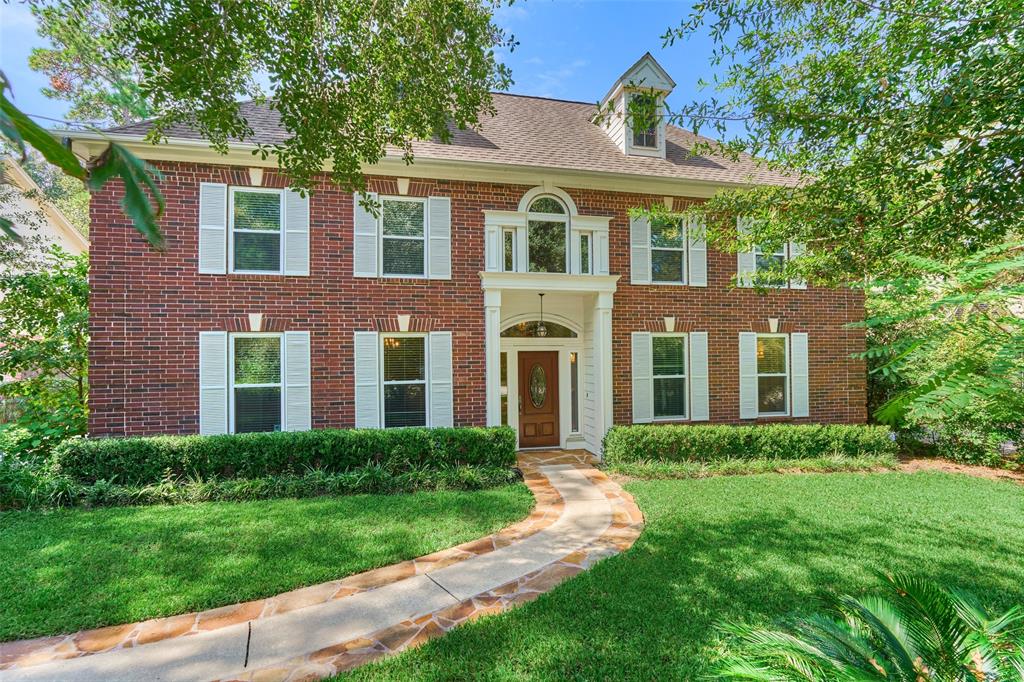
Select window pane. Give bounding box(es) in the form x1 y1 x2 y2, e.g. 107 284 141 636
503 231 515 271
383 337 425 381
757 337 787 374
570 352 579 432
382 238 425 275
234 191 280 231
654 377 686 418
234 337 281 384
580 235 591 274
384 384 426 427
382 200 424 237
653 337 685 376
233 232 281 271
758 376 787 413
529 197 565 214
651 249 684 283
501 321 576 338
528 220 566 273
631 94 658 148
756 253 787 286
651 217 684 248
234 387 281 433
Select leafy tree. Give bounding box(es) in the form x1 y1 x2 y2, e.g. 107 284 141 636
0 249 89 459
29 0 152 126
713 573 1024 681
18 150 91 237
658 0 1024 436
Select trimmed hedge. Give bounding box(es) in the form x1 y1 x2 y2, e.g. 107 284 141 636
50 426 517 486
603 424 896 465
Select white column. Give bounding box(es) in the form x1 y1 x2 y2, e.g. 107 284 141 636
484 289 503 426
592 292 614 455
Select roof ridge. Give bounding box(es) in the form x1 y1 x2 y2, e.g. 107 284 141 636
490 91 596 107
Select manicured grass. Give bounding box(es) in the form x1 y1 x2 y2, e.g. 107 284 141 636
343 472 1024 680
0 485 533 641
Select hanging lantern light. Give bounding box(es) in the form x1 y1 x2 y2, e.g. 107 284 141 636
536 293 548 337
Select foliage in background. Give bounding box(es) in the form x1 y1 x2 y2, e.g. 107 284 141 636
29 0 152 126
660 0 1024 455
0 249 89 460
713 573 1024 680
18 150 91 236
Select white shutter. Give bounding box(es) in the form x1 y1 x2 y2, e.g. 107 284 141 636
738 332 758 419
284 331 311 431
631 332 653 423
789 241 807 289
736 216 756 287
485 224 502 272
791 332 809 417
689 331 710 421
283 189 310 276
429 331 454 427
354 331 380 428
630 214 651 284
353 192 379 278
198 183 227 274
199 331 228 434
687 217 707 287
595 231 610 275
428 196 452 280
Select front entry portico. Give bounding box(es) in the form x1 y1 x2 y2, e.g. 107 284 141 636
481 272 618 454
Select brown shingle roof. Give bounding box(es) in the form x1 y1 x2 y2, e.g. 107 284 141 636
106 94 793 186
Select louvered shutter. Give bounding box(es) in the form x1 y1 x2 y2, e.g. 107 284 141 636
791 332 809 417
283 189 310 276
789 241 807 289
353 192 379 278
354 331 380 428
428 331 454 426
739 332 758 419
198 183 227 274
689 331 710 421
631 332 653 423
427 197 452 280
284 331 311 431
736 217 756 287
199 331 228 434
688 217 707 287
630 215 651 284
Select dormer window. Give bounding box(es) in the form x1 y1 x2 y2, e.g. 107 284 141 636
630 93 658 149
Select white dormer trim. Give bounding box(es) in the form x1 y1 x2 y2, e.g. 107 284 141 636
596 53 675 161
624 91 668 159
517 185 579 215
599 52 676 105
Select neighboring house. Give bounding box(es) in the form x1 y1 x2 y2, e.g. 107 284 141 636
1 156 89 260
68 54 865 452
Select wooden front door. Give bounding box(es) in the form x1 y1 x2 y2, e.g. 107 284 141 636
518 351 560 448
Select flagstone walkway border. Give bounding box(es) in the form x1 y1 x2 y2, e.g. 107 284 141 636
0 450 643 682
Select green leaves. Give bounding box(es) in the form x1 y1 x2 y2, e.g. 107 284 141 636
87 143 166 249
0 73 85 180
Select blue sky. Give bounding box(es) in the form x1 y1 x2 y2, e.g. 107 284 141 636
1 0 725 129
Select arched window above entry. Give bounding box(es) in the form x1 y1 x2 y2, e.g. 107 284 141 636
526 195 569 273
529 196 566 214
501 321 578 338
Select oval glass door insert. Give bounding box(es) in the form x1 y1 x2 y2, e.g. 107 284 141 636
529 363 547 408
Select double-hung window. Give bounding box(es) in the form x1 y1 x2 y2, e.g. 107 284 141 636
381 198 427 277
231 334 283 432
382 335 427 427
231 188 283 273
652 334 687 420
650 216 686 284
756 334 789 415
755 243 789 287
630 93 658 149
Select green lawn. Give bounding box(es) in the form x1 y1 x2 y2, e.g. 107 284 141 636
343 471 1024 681
0 485 533 641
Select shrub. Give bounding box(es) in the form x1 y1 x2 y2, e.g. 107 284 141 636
602 423 896 466
50 426 517 486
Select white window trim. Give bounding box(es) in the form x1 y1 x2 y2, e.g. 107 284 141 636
652 332 689 421
379 196 428 279
756 333 790 417
577 232 593 275
754 242 791 289
502 228 517 272
629 93 659 150
228 332 284 433
649 215 688 286
228 187 285 275
380 332 430 428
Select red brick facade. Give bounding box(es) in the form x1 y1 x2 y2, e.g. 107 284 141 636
88 161 865 437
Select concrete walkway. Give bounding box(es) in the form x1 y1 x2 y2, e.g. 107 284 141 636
0 451 644 682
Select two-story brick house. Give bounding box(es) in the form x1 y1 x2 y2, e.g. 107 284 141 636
69 54 866 454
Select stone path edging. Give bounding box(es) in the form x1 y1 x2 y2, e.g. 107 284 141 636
0 451 643 682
